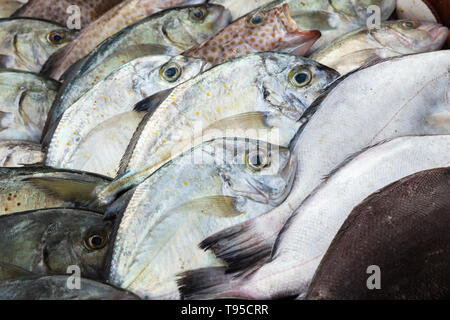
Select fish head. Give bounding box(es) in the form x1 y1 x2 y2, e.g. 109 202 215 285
216 138 297 206
374 20 449 54
0 19 77 72
164 4 231 50
137 55 210 97
43 215 113 279
329 0 396 23
259 53 340 121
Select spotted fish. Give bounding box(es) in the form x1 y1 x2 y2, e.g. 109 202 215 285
13 0 123 28
183 3 321 66
44 0 209 80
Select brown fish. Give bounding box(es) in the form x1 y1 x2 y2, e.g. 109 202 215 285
45 0 208 80
307 167 450 300
13 0 123 28
183 3 321 66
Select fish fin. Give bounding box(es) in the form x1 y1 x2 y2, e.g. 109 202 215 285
0 262 35 281
133 88 174 112
23 176 100 203
204 112 269 133
178 267 247 300
172 196 244 218
199 218 274 273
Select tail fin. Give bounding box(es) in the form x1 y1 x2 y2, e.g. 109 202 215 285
199 218 278 273
178 267 253 300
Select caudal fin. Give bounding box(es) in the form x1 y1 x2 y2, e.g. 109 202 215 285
199 218 277 273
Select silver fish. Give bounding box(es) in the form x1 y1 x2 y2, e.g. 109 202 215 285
94 52 339 206
190 51 450 283
45 55 210 177
178 135 450 299
0 69 59 142
310 20 449 74
108 138 296 299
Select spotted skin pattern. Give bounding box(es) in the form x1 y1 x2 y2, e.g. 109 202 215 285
15 0 123 28
184 4 320 66
48 0 204 79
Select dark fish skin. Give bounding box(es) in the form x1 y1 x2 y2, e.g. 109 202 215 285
306 167 450 300
0 208 113 281
0 275 139 300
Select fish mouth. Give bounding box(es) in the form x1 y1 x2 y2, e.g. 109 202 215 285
425 24 449 45
277 4 321 56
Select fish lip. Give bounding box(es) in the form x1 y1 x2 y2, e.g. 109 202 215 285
425 25 449 44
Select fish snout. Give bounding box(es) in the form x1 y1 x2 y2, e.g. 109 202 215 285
423 23 449 47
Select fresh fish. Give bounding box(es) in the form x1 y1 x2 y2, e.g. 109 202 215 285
208 0 274 19
107 138 296 299
191 51 450 282
0 208 112 279
43 1 223 80
0 0 24 18
0 140 44 166
0 275 139 299
178 135 450 299
94 52 339 206
310 20 449 74
0 18 78 73
183 3 321 66
0 69 59 142
45 55 210 177
13 0 123 28
306 167 450 300
0 166 111 215
41 4 231 136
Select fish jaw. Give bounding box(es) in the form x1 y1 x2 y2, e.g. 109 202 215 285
424 24 449 51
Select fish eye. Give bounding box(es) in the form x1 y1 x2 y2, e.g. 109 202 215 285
401 21 419 30
246 149 270 171
247 13 265 27
47 31 66 45
189 8 207 22
84 232 108 251
160 63 182 82
289 67 312 88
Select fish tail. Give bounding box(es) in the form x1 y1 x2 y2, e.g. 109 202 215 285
177 267 254 300
199 219 275 273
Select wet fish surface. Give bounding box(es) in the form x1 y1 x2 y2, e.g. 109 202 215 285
0 140 44 167
45 55 209 177
306 167 450 300
0 166 111 215
310 20 449 74
43 0 215 80
179 135 450 299
107 138 296 299
0 275 139 299
0 18 77 73
94 52 339 206
0 208 112 279
0 69 59 142
13 0 123 28
0 0 24 17
190 51 450 284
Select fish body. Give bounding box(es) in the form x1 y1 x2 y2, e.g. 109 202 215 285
94 52 339 206
0 69 59 142
0 18 77 73
44 1 223 80
13 0 123 28
0 275 139 299
0 0 24 18
0 208 112 279
108 138 296 299
306 167 450 300
310 20 449 74
0 140 44 166
45 55 209 177
179 135 450 299
192 51 450 282
0 166 111 215
41 4 231 136
183 3 321 66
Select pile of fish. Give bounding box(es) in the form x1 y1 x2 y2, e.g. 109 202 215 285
0 0 448 300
